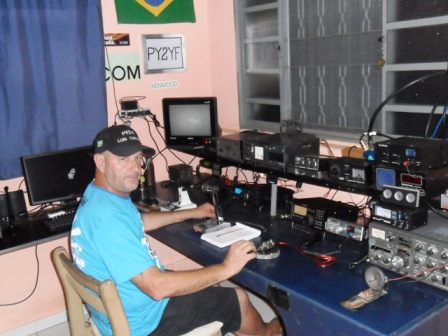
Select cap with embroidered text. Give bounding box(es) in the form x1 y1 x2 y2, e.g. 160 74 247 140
94 125 155 157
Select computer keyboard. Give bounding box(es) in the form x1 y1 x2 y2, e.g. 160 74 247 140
44 209 76 232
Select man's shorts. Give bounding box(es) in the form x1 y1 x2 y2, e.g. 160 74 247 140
149 286 242 335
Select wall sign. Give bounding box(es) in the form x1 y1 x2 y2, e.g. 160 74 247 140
142 34 186 74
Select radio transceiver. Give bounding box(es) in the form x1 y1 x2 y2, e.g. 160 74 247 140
368 212 448 293
325 217 368 241
216 131 267 163
243 133 319 173
291 155 335 179
371 202 427 230
328 157 374 186
287 197 359 231
375 136 448 170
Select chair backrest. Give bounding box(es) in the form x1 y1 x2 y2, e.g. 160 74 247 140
51 246 130 336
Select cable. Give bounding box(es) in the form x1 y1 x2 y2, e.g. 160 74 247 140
422 199 448 220
104 45 120 115
429 100 448 139
424 78 447 138
319 139 335 156
366 70 448 147
388 261 448 283
278 241 339 268
0 245 40 306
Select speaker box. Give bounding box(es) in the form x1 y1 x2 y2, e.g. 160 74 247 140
381 185 420 208
0 190 28 221
168 164 193 186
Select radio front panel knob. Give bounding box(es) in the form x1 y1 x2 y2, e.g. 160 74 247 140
392 253 409 269
415 243 424 252
414 256 425 265
431 275 440 283
427 247 437 256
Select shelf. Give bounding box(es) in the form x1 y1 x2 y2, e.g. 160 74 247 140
246 69 280 75
244 36 279 43
246 98 281 105
243 3 278 13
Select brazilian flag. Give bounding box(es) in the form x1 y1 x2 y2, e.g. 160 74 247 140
114 0 196 24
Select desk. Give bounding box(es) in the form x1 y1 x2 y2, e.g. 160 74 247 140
0 212 70 256
149 211 448 336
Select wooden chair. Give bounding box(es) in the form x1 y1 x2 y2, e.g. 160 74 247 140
51 246 222 336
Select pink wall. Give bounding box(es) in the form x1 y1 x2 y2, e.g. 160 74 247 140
101 0 240 183
0 1 239 333
0 2 364 333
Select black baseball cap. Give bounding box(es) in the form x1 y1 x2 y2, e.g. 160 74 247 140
94 124 156 157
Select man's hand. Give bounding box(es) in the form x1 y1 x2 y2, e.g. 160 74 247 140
143 202 215 231
221 240 257 277
192 202 216 219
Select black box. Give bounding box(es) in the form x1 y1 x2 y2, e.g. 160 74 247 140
168 164 193 185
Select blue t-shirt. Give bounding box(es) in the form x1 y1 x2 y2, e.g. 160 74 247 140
71 182 169 336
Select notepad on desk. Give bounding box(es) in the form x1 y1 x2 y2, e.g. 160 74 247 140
200 222 261 248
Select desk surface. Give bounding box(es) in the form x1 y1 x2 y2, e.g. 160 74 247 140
0 212 70 256
150 213 448 336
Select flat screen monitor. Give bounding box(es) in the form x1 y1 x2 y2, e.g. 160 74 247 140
162 97 218 149
20 146 95 206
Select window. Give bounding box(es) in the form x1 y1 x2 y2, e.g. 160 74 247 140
235 0 448 142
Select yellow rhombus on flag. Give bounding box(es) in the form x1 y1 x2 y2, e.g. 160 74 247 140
114 0 196 24
136 0 173 17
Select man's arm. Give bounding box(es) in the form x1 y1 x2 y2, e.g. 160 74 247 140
142 202 215 231
131 240 256 300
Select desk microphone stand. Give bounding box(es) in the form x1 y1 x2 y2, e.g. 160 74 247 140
172 186 197 210
194 184 231 233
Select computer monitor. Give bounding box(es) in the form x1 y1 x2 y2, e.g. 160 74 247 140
20 146 95 206
162 97 219 149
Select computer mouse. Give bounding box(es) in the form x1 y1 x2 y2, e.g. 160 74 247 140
142 197 159 206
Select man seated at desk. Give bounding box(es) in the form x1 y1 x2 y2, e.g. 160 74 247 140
71 124 283 336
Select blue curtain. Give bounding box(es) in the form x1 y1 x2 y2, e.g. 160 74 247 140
0 0 107 180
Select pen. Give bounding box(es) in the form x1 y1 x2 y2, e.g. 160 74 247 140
216 228 243 237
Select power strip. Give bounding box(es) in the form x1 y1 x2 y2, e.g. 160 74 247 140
118 109 151 118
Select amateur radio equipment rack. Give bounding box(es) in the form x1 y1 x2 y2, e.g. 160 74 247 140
375 165 448 198
290 155 335 179
325 217 368 241
371 201 427 230
216 131 268 163
327 157 374 186
368 212 448 293
374 136 448 171
242 132 319 173
380 185 420 208
286 197 359 231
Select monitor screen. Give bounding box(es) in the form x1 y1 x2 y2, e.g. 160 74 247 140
20 146 95 206
163 97 218 149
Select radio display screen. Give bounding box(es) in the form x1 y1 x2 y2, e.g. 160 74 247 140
374 205 391 219
254 146 264 160
401 173 423 186
294 204 307 216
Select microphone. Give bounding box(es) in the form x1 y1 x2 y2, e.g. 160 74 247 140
201 184 219 194
200 184 223 221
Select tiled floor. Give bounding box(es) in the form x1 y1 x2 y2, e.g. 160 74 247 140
23 281 275 336
28 322 70 336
